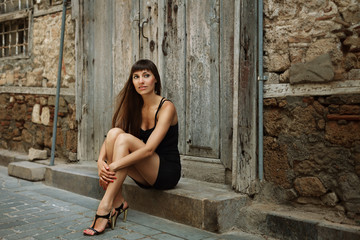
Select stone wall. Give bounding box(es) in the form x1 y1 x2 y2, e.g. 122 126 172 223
263 0 360 219
264 0 360 83
264 95 360 215
0 94 77 159
0 3 76 160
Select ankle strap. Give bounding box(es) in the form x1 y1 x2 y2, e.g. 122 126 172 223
115 203 124 211
95 212 110 219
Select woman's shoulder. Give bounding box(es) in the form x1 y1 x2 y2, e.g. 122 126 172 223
161 98 176 110
157 97 177 121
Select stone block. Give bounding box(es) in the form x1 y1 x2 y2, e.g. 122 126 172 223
289 54 334 84
325 121 360 147
8 161 45 181
21 129 33 143
321 192 339 207
40 106 50 125
294 177 327 197
28 148 47 160
338 173 360 204
349 69 360 80
68 152 77 162
305 38 341 63
32 104 41 124
265 52 290 72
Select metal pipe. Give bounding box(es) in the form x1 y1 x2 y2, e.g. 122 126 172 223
258 0 265 180
50 0 67 166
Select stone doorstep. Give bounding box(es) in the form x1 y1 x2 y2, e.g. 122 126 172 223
8 161 46 181
43 163 248 233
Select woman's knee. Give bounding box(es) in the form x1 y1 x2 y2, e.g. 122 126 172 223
106 128 125 143
114 133 133 148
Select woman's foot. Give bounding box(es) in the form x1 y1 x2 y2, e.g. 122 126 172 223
83 212 111 236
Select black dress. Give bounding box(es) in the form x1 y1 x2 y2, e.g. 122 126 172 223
135 97 181 190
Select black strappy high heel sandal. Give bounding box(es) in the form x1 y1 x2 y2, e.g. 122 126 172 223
110 202 129 230
83 212 111 236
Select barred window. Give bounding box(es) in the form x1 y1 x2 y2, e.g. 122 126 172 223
0 0 32 59
0 17 29 57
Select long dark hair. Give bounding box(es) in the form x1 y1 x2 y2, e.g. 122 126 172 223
112 59 161 137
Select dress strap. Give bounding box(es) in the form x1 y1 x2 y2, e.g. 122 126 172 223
154 97 170 126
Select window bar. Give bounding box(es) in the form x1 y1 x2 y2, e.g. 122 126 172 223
1 24 3 57
15 23 18 55
23 18 27 55
8 23 11 56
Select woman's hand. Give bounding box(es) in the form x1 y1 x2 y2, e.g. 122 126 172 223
108 162 117 173
98 160 116 190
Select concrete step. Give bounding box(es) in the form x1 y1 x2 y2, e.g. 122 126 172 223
43 161 248 233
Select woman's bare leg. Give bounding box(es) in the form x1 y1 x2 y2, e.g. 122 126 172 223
84 131 159 235
105 128 125 164
105 128 130 209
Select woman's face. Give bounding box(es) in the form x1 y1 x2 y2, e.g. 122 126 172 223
132 69 157 95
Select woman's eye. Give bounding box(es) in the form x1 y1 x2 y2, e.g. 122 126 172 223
133 75 138 79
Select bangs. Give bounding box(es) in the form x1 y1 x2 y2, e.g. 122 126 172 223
131 59 155 74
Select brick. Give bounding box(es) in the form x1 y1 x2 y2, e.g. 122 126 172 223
327 114 360 121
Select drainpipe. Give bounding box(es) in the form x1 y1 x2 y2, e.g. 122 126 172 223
50 0 67 166
258 0 267 180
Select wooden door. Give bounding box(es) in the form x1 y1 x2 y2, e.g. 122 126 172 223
113 0 233 169
75 0 257 189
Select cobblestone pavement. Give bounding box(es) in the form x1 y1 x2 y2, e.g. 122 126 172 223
0 166 266 240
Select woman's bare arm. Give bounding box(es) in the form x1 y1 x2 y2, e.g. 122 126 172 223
109 101 177 172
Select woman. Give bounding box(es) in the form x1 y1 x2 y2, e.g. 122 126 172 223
83 59 181 236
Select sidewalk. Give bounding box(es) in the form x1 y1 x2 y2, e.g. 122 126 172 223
0 166 267 240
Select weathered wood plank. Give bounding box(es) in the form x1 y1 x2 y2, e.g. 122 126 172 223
0 86 74 96
264 80 360 98
0 9 28 22
113 0 139 95
93 0 114 159
233 0 258 193
159 0 187 154
77 0 95 161
185 0 220 158
139 0 158 62
220 0 235 169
